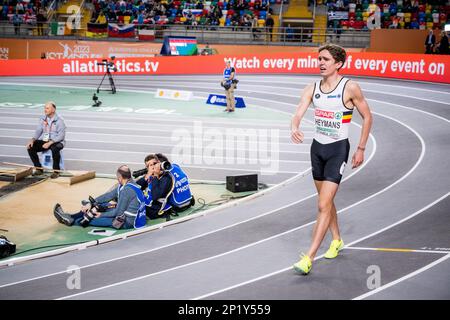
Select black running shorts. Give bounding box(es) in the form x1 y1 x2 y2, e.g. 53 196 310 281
310 139 350 184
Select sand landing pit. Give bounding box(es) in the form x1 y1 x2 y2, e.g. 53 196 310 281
0 176 258 258
0 177 117 253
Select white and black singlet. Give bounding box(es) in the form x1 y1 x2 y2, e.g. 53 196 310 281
310 77 354 184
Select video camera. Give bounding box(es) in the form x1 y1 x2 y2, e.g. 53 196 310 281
132 161 172 178
0 235 16 258
79 196 101 228
221 79 239 90
97 56 117 72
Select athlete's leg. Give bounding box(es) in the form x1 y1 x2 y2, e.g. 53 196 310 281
307 180 340 260
313 180 341 242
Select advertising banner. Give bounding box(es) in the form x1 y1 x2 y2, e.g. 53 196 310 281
0 52 449 83
0 39 161 59
206 94 247 108
156 88 193 101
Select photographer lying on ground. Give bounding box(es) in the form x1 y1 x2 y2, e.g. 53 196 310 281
53 165 147 229
134 153 194 219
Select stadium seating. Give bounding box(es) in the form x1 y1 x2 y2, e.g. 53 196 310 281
90 0 279 28
326 0 448 30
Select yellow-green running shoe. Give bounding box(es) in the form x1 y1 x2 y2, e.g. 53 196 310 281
324 239 344 259
293 253 312 275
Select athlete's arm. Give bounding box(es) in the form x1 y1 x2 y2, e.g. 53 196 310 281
347 80 373 168
291 83 314 144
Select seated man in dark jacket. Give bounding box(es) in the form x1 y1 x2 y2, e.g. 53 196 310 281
136 154 174 219
54 165 146 229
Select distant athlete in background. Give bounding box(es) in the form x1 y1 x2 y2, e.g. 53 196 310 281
291 44 373 275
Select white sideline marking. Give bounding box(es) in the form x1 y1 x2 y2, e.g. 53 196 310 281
192 193 449 300
4 75 440 298
0 121 375 290
0 154 303 175
0 144 309 166
0 133 312 155
88 80 450 106
353 253 450 300
0 127 313 148
0 116 303 134
346 247 450 255
0 108 297 128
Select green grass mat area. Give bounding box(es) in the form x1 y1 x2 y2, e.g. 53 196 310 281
2 182 260 260
0 84 290 122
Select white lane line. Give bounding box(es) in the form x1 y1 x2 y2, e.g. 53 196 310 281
193 193 449 300
0 128 312 148
0 154 303 175
227 76 450 95
0 129 314 147
367 99 450 123
57 137 382 299
0 163 309 290
0 121 375 290
353 252 450 300
0 78 374 287
189 109 430 299
345 247 450 255
33 77 450 103
0 114 301 133
86 80 450 106
0 134 312 155
0 119 310 137
3 76 449 96
0 107 297 127
0 144 310 165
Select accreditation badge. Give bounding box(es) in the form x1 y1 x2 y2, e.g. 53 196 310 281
43 133 50 142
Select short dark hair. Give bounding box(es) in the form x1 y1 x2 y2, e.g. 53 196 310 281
144 154 159 163
117 165 131 179
318 44 346 70
155 153 169 163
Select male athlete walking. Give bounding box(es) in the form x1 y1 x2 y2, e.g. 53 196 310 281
291 44 373 275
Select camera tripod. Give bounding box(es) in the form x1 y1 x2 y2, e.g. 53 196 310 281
96 68 116 94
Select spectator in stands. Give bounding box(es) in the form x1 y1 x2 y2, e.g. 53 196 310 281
242 14 251 28
54 165 147 229
286 24 294 41
137 10 144 26
389 16 399 29
26 101 66 179
12 12 22 35
251 15 260 40
333 19 342 40
36 9 46 36
265 13 274 41
16 1 24 14
185 9 196 27
424 29 436 54
436 31 449 55
96 10 107 24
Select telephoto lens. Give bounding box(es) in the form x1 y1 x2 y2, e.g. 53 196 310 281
161 161 172 171
132 168 148 178
79 211 95 228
